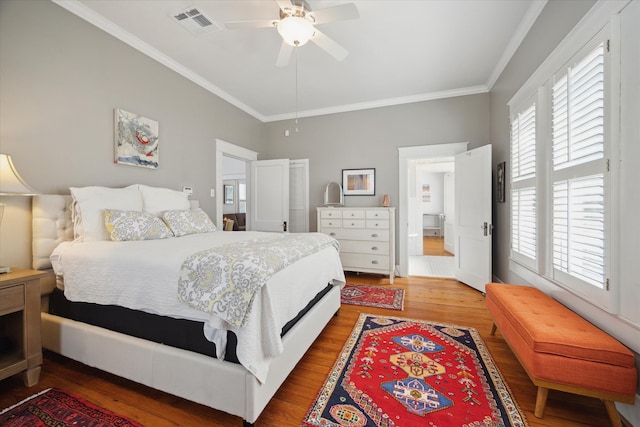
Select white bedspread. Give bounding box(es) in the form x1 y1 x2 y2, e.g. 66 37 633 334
50 231 345 382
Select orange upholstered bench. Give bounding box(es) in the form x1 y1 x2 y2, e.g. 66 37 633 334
485 283 637 427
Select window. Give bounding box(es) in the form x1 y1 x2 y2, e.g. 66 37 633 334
508 24 613 310
551 43 607 290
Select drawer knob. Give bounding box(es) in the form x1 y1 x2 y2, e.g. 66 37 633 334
372 246 378 251
351 223 355 226
371 233 378 238
329 232 336 236
371 260 379 264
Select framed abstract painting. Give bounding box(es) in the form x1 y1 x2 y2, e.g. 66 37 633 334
114 108 159 169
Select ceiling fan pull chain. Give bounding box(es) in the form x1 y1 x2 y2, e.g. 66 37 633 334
295 50 299 133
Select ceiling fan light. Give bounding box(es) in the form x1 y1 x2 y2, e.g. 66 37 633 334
277 16 315 47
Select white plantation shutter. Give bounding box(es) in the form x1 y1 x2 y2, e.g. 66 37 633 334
551 42 607 290
552 176 605 287
512 105 536 181
510 102 536 265
512 187 536 260
553 45 605 169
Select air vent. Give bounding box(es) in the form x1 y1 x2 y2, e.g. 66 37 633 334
172 7 220 36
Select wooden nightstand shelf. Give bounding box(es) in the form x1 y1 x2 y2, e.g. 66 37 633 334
0 268 46 386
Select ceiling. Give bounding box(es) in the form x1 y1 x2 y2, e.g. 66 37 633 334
54 0 544 122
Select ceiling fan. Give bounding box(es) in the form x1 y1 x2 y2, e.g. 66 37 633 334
224 0 359 67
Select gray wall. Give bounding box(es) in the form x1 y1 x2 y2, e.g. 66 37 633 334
0 0 265 268
265 94 490 232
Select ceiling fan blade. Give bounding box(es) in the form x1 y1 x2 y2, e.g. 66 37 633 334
276 41 294 67
308 3 359 25
275 0 294 13
310 29 348 61
224 20 275 30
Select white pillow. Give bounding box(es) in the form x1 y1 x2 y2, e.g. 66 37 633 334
162 208 217 237
70 186 143 241
139 184 190 216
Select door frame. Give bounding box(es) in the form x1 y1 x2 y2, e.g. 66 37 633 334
215 139 257 229
397 142 468 277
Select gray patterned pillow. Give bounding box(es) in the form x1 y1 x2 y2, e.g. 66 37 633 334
162 208 217 237
104 209 173 241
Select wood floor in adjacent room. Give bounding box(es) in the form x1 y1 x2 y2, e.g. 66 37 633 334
0 272 613 427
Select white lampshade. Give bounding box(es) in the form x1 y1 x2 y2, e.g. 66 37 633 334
277 16 315 47
0 153 37 196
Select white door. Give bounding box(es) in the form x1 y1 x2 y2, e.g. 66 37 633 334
250 159 289 232
288 159 309 232
443 172 455 254
454 144 492 292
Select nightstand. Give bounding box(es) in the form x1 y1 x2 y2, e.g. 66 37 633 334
0 268 46 386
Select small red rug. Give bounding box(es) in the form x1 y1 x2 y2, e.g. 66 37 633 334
341 284 404 310
0 388 144 427
303 313 528 427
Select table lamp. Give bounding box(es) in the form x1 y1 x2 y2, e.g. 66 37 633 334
0 153 38 273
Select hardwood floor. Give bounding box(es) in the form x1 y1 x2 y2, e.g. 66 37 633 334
423 235 453 256
0 273 613 426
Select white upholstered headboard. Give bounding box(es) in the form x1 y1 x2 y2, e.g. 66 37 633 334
32 195 74 271
31 194 200 270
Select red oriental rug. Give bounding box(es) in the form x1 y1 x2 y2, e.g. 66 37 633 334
303 313 528 427
0 388 144 427
341 284 404 311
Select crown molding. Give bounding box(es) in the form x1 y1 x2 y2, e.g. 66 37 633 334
263 85 489 122
486 0 547 90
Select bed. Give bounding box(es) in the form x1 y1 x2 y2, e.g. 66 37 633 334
31 186 345 426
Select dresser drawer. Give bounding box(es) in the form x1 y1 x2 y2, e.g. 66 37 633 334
340 240 389 255
320 219 342 228
366 210 390 220
366 219 389 229
320 209 342 219
341 209 365 219
0 284 25 312
323 228 389 241
341 253 390 270
343 219 366 228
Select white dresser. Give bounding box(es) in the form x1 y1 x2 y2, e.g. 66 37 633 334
317 207 396 283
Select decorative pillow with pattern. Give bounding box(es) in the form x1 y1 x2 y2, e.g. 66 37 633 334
162 208 217 237
104 209 173 241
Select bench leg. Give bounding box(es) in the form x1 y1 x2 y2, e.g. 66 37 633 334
603 400 622 427
534 386 549 418
490 323 497 336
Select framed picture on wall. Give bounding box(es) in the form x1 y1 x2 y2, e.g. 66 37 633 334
497 161 506 203
342 168 375 196
114 108 159 169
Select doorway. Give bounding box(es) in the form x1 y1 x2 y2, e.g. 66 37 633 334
408 159 456 278
397 142 468 278
215 139 257 230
